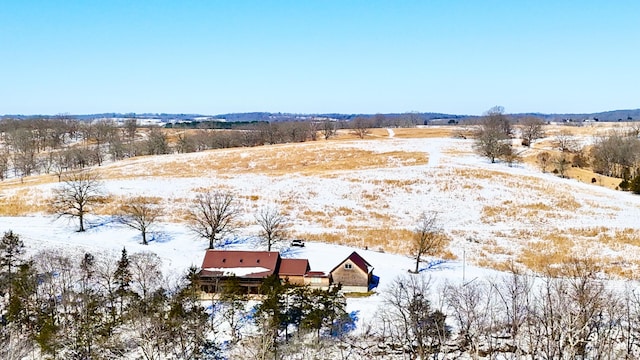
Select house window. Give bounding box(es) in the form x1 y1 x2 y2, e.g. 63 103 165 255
344 263 352 270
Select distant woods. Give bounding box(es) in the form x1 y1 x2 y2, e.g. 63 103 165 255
0 113 428 181
3 112 640 192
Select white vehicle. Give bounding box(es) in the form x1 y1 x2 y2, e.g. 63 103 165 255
290 239 305 247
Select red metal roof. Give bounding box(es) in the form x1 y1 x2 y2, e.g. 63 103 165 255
279 258 310 276
200 250 280 278
330 251 373 275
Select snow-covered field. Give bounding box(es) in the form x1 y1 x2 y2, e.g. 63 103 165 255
2 127 640 325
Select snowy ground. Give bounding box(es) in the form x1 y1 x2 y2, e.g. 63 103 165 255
2 128 640 328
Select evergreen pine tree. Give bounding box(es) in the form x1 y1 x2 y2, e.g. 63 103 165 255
166 266 216 358
113 248 132 316
255 275 287 356
0 230 25 297
631 176 640 194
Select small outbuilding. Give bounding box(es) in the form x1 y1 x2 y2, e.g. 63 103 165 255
329 251 374 293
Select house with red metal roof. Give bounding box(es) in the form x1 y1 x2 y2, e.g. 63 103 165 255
198 249 371 294
199 250 282 294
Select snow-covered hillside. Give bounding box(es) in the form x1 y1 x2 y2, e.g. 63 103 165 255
3 130 640 278
4 128 640 358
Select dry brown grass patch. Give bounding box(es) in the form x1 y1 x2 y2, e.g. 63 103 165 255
102 145 430 179
566 227 609 238
294 227 453 257
452 168 507 180
0 189 50 216
598 228 640 248
553 195 580 211
476 258 518 272
517 234 575 275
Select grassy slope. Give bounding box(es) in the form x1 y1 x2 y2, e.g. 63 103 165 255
1 124 639 278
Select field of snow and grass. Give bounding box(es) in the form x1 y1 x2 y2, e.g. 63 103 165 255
2 124 640 322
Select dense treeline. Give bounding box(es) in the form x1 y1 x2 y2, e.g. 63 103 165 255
0 230 355 359
166 120 269 129
0 114 430 182
6 226 640 359
0 231 214 359
589 127 640 192
288 262 640 359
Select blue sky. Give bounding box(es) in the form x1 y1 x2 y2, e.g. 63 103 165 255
1 1 638 116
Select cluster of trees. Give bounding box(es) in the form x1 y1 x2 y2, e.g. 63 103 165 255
322 262 640 359
539 128 640 190
590 131 640 193
0 231 214 359
472 107 640 194
436 260 640 359
0 230 356 360
230 261 640 359
0 117 145 180
6 226 640 359
472 107 546 166
51 170 290 250
229 276 352 359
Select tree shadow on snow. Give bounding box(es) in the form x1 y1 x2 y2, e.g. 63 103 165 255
279 246 305 258
84 216 120 231
217 235 258 249
147 232 172 244
418 259 453 272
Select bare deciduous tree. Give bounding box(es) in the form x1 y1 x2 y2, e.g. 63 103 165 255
118 196 162 245
255 206 288 251
350 117 372 139
519 116 546 147
50 170 104 232
554 129 577 152
145 128 170 155
91 120 117 166
473 106 513 163
489 264 533 357
445 280 495 356
554 154 570 178
9 128 37 179
124 118 138 142
411 211 446 274
499 144 521 167
130 251 163 304
187 191 240 249
0 150 9 180
322 120 336 140
537 151 551 172
308 121 320 141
